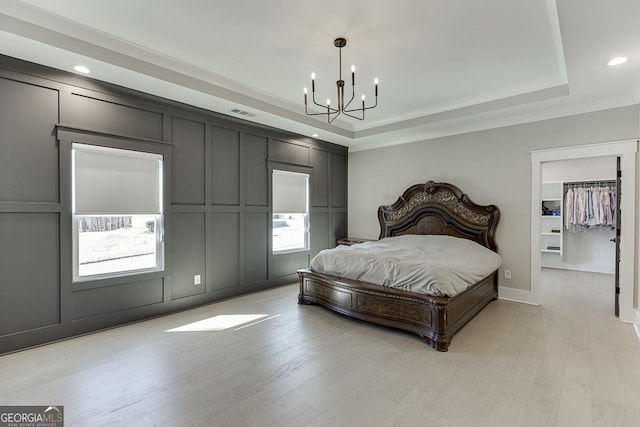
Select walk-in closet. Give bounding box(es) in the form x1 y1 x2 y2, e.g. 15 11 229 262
540 157 617 274
540 155 619 318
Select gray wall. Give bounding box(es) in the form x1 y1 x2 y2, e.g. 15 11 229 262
0 55 347 354
348 106 639 292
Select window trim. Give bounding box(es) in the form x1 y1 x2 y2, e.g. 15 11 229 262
70 140 167 283
271 168 311 255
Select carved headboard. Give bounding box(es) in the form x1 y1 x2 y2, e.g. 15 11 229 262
377 181 500 251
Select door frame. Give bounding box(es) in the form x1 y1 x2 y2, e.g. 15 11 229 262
530 139 637 323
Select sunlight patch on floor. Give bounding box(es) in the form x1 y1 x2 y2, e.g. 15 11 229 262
165 314 271 332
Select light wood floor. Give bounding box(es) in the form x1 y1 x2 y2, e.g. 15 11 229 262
1 269 639 426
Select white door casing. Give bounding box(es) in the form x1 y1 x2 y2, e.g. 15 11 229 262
530 140 637 323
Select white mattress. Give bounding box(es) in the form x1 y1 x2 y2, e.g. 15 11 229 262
309 234 502 297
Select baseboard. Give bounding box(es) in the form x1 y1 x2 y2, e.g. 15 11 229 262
540 265 614 275
634 310 640 343
498 286 539 305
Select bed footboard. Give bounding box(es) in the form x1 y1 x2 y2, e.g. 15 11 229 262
297 268 498 351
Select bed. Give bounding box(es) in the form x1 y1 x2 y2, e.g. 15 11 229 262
297 180 500 351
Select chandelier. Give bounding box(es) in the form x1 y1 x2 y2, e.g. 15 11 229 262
303 37 378 123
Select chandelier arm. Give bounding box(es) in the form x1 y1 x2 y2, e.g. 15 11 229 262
311 90 339 113
366 95 378 110
308 95 340 123
343 84 356 111
341 110 365 121
305 107 335 117
311 93 328 110
345 95 378 113
307 104 340 122
313 103 339 114
308 103 339 114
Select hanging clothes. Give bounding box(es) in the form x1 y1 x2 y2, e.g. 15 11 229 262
564 182 616 233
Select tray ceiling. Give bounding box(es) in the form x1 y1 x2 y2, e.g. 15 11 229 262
1 0 639 151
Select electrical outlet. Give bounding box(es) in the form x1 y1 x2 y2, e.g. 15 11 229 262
504 270 511 279
194 274 201 285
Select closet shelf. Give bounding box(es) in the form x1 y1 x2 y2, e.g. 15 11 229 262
541 182 563 266
541 249 561 254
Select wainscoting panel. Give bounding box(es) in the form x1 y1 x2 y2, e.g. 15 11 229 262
171 213 206 299
0 213 60 336
311 212 330 257
171 117 206 205
245 133 269 207
331 152 347 208
332 212 347 241
0 78 59 203
211 126 240 206
245 212 269 284
73 279 164 320
211 212 241 290
269 139 310 165
311 148 329 208
272 253 309 278
69 93 163 141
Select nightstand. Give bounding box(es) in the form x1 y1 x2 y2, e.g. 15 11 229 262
336 237 374 246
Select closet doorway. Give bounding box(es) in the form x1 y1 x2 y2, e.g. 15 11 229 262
540 156 618 316
530 140 636 323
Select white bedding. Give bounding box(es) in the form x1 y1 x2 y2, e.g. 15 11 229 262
309 234 502 297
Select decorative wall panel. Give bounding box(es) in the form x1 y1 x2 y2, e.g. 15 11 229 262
69 93 163 140
211 126 240 206
171 213 206 299
0 78 59 202
211 212 240 290
0 213 60 336
171 117 206 205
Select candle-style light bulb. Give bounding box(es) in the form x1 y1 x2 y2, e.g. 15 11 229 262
311 73 316 92
326 99 331 106
351 65 355 85
361 94 365 109
304 87 308 105
374 78 379 96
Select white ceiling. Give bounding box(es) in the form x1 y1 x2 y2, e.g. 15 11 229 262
1 0 639 151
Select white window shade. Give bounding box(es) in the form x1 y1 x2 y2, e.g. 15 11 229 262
73 143 162 214
273 170 309 214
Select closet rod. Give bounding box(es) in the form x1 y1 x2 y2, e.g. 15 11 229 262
564 180 616 187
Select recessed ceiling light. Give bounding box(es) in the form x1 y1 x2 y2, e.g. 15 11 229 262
312 133 319 138
606 56 628 66
73 65 91 74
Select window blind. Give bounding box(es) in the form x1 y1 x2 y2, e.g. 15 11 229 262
73 143 162 214
272 170 309 214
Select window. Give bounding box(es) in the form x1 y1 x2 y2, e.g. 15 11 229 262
272 169 309 253
72 143 164 281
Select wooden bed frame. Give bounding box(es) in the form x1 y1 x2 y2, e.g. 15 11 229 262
297 181 500 351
